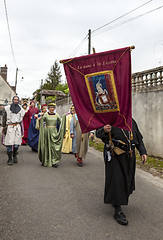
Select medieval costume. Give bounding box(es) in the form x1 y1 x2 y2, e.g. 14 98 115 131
61 107 74 153
2 96 25 165
28 101 39 121
27 114 40 151
38 103 66 167
22 103 30 145
96 119 147 225
70 113 90 167
27 104 47 152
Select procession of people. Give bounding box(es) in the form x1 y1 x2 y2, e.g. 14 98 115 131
1 98 97 168
0 96 148 226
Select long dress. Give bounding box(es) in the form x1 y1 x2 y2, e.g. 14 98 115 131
27 114 40 151
22 110 30 144
70 114 89 159
96 119 147 206
62 113 72 153
38 112 66 167
28 107 39 121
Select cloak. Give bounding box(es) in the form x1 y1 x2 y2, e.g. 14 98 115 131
96 119 147 205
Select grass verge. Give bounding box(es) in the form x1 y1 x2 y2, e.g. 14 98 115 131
89 139 163 179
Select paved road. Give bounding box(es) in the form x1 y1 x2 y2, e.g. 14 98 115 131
0 144 163 240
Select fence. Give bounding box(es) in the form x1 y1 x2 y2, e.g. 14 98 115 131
132 66 163 93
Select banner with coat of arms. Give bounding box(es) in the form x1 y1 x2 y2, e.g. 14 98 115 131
60 47 132 133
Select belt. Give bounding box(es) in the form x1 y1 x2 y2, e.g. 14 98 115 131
113 141 135 152
8 123 20 127
114 143 128 151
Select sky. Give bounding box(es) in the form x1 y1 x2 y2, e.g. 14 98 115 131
0 0 163 98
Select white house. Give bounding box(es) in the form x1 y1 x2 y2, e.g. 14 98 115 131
0 65 16 105
0 65 16 124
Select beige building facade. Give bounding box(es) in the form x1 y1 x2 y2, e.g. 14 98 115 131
0 65 16 105
0 65 16 124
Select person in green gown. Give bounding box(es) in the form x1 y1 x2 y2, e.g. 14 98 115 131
38 103 66 168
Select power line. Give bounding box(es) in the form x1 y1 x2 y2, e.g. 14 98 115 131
93 5 163 36
68 34 88 57
68 1 155 57
3 0 17 67
92 0 153 34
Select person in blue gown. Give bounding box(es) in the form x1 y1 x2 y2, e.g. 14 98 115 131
27 105 47 152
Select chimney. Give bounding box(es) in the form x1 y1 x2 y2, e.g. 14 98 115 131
0 64 8 81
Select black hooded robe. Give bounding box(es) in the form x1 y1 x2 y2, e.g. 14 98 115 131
96 119 147 206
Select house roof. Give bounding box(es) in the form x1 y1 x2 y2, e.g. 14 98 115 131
40 89 66 97
0 75 16 94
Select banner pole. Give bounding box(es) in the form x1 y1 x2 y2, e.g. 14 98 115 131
130 45 135 50
88 29 91 54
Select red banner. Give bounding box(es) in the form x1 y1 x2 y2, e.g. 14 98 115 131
61 47 132 133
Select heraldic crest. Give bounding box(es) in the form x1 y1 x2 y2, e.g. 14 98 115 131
85 70 120 113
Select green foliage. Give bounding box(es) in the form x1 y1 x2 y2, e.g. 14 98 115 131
46 96 56 104
42 83 53 90
34 60 70 103
64 87 69 94
55 83 68 93
136 154 163 172
89 138 163 178
35 89 41 102
35 60 63 102
89 139 104 152
45 60 62 89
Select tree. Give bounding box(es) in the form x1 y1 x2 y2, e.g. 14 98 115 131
55 83 68 93
34 60 69 103
45 60 62 89
35 89 41 102
45 96 56 104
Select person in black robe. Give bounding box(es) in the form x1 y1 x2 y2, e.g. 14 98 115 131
96 119 147 225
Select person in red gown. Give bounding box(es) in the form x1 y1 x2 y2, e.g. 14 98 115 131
21 102 30 145
28 101 39 122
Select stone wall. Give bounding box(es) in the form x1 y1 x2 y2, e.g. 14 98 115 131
56 66 163 158
132 66 163 157
56 94 72 116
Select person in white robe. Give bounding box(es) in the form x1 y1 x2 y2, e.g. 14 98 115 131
2 96 25 165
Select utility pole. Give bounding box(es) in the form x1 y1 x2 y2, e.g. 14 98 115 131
15 68 18 93
40 79 43 106
88 29 91 54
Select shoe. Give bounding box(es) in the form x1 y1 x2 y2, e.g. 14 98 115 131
53 164 58 168
114 211 128 225
77 162 83 167
7 151 14 166
77 158 83 167
8 159 14 166
13 148 18 164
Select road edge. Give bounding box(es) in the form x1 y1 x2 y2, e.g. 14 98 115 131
88 147 163 190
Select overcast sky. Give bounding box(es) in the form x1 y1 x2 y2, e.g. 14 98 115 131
0 0 163 98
